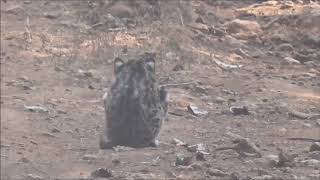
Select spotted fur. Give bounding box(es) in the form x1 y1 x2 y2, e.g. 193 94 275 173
100 53 168 148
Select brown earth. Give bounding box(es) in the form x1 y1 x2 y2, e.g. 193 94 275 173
1 0 320 179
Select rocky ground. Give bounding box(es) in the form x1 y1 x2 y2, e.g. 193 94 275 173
1 0 320 179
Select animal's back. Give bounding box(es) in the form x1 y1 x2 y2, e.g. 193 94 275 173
100 54 167 148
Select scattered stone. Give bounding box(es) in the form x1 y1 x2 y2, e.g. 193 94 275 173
112 159 121 165
41 132 56 138
20 156 30 163
187 105 208 116
5 5 25 16
277 43 294 52
195 16 205 24
208 26 225 37
165 171 177 178
113 145 134 152
316 119 320 127
224 19 262 34
254 175 274 180
308 151 320 160
175 154 193 166
108 4 134 19
172 138 188 146
206 168 228 177
151 156 161 166
189 163 201 171
300 159 320 167
213 59 243 70
213 97 225 104
83 154 97 161
188 23 209 34
91 168 113 178
229 106 250 116
187 143 206 152
43 12 60 19
288 108 320 120
310 142 320 152
301 121 312 127
277 149 296 167
26 174 44 180
51 128 61 133
265 154 279 166
24 105 48 113
196 151 209 161
233 138 261 157
284 57 301 65
216 136 261 158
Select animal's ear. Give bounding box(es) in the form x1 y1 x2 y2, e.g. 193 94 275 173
145 57 155 72
114 57 124 74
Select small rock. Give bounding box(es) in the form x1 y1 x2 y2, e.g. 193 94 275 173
41 132 56 138
213 97 225 104
254 175 274 180
208 26 225 37
265 154 279 166
191 163 202 170
233 138 261 157
24 105 48 113
195 16 205 24
277 43 294 52
113 145 134 152
175 154 193 166
83 154 97 160
196 151 209 161
26 174 44 180
188 23 209 33
229 106 249 115
43 12 60 19
300 159 320 167
284 57 301 65
206 168 228 177
172 138 188 146
308 151 320 160
310 142 320 152
316 119 320 127
91 168 113 178
151 156 161 166
108 4 134 18
20 157 30 163
277 149 296 167
112 159 121 165
51 128 61 133
302 122 312 128
188 105 208 116
187 143 206 152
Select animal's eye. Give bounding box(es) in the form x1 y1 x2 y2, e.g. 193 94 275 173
145 57 155 72
114 57 124 74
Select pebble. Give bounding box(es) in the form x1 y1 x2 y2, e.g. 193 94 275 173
91 168 113 178
175 154 193 166
187 105 208 116
308 151 320 160
187 143 206 152
206 168 228 177
83 154 97 160
24 105 48 113
300 159 320 167
310 142 320 152
229 106 250 115
26 174 44 180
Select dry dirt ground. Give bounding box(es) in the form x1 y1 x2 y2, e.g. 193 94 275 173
1 0 320 179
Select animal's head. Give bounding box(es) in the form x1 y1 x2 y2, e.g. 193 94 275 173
113 54 156 78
